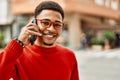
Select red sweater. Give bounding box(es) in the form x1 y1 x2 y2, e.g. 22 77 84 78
0 40 79 80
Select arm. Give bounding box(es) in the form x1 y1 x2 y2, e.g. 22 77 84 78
70 59 80 80
0 20 41 79
0 40 23 80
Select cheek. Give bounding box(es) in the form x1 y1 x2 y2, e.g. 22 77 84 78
57 29 62 36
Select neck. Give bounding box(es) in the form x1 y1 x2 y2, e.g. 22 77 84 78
34 39 56 48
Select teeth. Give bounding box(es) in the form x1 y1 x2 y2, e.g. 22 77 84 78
47 35 53 37
44 34 54 38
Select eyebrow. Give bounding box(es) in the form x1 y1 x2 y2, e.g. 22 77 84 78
41 18 62 23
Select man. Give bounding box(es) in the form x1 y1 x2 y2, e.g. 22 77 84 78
0 1 79 80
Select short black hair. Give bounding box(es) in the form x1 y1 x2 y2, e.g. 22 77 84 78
34 1 64 20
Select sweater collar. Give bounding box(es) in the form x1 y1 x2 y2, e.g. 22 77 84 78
31 43 59 53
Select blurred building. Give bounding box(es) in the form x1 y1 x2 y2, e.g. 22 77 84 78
0 0 13 44
2 0 120 49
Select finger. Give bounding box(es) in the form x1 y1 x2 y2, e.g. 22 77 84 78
25 21 37 28
27 30 42 36
25 21 37 29
27 26 39 32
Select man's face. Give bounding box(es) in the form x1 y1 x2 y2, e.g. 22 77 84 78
36 10 63 47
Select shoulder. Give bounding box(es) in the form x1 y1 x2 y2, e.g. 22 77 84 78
56 44 78 69
56 44 76 59
57 44 74 53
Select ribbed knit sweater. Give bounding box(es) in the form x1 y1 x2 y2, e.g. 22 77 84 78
0 40 79 80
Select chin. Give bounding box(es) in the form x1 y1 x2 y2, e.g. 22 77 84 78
43 42 54 46
43 38 57 46
43 39 57 46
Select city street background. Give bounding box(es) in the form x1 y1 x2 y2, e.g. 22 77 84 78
0 0 120 80
74 49 120 80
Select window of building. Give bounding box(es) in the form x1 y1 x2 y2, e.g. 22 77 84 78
111 0 118 10
94 0 105 6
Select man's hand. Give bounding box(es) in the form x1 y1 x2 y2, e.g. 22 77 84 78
18 21 42 46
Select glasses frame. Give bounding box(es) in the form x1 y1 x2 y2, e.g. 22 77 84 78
36 19 64 29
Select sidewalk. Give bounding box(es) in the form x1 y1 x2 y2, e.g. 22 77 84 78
74 48 120 80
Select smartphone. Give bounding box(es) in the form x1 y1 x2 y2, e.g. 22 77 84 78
29 18 37 45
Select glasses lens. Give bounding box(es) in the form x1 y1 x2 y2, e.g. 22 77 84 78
38 19 63 29
40 20 50 27
54 22 63 29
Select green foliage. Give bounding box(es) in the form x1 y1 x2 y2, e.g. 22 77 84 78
0 32 5 48
91 38 104 45
103 30 115 40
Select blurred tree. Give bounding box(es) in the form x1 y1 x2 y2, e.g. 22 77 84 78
103 30 116 48
0 32 5 48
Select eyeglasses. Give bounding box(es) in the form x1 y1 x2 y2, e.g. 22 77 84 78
37 19 63 29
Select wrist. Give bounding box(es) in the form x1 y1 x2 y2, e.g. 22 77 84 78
14 38 25 47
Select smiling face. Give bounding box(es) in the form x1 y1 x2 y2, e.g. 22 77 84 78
35 10 63 47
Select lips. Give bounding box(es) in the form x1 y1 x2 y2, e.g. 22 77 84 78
42 33 57 39
41 30 58 39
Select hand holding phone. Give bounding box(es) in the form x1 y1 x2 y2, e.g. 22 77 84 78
29 18 37 45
